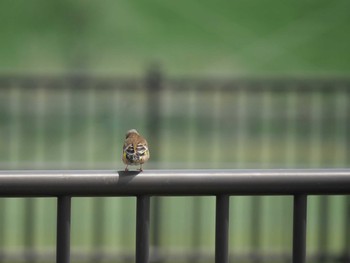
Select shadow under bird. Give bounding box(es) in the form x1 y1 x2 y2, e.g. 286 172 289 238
122 129 150 171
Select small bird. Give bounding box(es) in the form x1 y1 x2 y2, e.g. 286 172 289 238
122 129 150 171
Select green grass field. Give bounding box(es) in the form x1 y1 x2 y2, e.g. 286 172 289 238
0 1 350 75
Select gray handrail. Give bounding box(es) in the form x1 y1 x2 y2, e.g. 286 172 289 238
1 169 349 263
0 169 349 196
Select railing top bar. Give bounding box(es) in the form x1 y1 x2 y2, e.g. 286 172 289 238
0 169 349 197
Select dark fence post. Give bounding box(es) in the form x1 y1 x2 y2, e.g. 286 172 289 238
136 195 150 263
215 195 230 263
145 65 163 261
145 64 162 162
292 195 307 263
56 196 71 263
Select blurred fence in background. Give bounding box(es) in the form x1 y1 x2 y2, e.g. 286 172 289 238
0 69 349 262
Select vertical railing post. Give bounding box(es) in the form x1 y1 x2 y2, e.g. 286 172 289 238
292 195 307 263
215 195 230 263
56 196 71 263
136 195 150 263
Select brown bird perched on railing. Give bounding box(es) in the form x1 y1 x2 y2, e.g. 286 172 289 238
122 129 150 171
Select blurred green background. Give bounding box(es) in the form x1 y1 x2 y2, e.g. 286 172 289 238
0 1 349 263
1 1 350 75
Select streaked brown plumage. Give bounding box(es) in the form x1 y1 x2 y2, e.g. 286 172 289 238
122 129 150 171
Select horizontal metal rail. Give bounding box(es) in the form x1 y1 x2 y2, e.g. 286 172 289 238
0 169 349 263
0 169 350 197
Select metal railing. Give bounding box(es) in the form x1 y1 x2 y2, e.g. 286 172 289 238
1 169 350 263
